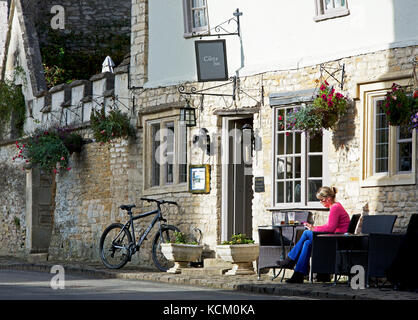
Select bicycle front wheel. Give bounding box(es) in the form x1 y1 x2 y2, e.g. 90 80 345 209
100 223 132 269
152 225 181 272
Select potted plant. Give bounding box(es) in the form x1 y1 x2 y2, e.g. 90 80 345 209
216 234 259 275
382 83 416 126
160 231 203 274
90 106 134 144
279 81 348 136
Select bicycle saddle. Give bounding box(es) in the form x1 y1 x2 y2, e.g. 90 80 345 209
120 204 136 211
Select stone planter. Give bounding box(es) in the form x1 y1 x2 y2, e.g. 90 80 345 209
161 243 203 274
216 244 259 275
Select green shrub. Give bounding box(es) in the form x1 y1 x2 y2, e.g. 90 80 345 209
221 233 255 245
169 231 199 245
90 107 134 144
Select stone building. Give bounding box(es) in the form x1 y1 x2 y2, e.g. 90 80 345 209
0 0 417 270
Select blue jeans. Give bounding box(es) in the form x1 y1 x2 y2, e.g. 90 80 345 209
287 230 313 275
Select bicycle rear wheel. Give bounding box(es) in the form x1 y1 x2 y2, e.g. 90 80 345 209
152 224 181 272
100 223 132 269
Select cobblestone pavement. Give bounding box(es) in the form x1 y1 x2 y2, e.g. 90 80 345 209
0 256 417 300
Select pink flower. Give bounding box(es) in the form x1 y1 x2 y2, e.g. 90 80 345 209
286 132 290 136
278 115 282 121
67 167 71 171
320 84 326 91
324 81 329 86
60 156 65 161
53 169 57 174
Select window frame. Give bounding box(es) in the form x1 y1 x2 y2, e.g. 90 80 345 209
142 110 189 195
360 79 416 187
272 105 330 209
182 0 210 38
314 0 350 22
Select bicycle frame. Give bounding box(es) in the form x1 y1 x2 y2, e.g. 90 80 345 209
119 208 166 252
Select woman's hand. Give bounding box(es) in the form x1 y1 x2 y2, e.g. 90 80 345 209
304 223 314 231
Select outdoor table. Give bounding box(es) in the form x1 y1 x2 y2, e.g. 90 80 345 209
258 223 304 281
317 233 369 285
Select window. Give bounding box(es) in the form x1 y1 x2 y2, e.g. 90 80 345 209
274 105 329 207
183 0 209 37
314 0 349 22
360 80 416 187
144 112 188 193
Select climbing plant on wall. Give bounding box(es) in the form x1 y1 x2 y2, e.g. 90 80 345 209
0 72 26 139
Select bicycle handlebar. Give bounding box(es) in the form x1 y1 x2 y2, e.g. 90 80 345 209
140 197 178 206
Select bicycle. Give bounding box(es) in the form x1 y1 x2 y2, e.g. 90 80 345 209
99 197 180 271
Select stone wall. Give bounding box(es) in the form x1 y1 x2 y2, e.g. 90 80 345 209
0 142 26 256
29 0 131 50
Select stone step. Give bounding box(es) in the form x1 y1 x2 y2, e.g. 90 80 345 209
203 258 232 269
180 266 231 276
27 253 49 263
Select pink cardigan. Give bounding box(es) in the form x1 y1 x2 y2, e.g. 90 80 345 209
313 202 350 233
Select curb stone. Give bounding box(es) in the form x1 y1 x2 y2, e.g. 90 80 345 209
0 257 417 300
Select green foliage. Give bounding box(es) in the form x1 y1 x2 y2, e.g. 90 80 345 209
56 127 83 154
0 79 26 138
14 127 83 173
279 81 348 136
286 105 323 135
40 28 130 88
382 83 416 126
90 107 134 144
169 231 199 245
221 234 255 245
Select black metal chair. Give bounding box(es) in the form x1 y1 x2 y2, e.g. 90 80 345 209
335 214 398 286
257 211 312 280
370 214 418 288
361 215 397 234
310 214 361 283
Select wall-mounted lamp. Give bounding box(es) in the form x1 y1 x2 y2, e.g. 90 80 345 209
193 127 211 155
180 100 196 127
242 123 254 164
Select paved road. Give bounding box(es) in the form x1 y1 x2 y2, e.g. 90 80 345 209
0 270 313 300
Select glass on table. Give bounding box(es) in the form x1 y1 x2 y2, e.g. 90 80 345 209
288 212 295 225
272 212 286 226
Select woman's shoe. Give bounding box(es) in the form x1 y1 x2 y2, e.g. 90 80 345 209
286 271 305 284
277 256 296 269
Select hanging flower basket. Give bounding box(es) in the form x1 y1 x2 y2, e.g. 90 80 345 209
279 81 348 136
90 106 134 144
56 127 83 154
382 83 416 126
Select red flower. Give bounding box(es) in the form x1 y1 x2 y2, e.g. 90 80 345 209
414 90 418 99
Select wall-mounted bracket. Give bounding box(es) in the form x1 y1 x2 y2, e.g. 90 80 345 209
319 62 345 90
192 8 242 39
178 76 237 101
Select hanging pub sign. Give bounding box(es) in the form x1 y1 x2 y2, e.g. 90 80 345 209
194 39 228 82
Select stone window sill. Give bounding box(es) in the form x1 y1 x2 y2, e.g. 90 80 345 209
143 183 189 196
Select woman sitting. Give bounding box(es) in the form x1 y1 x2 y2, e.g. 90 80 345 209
278 186 350 284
